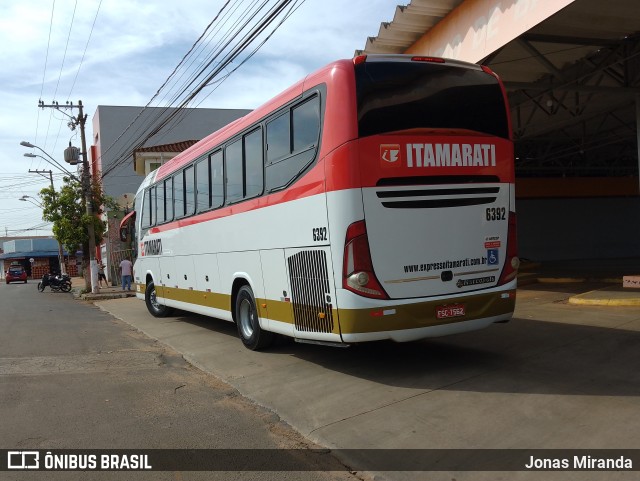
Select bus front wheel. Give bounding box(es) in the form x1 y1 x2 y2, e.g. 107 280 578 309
145 281 174 318
235 285 274 351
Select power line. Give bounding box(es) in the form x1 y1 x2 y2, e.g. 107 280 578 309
66 0 103 100
98 0 255 169
52 0 78 101
101 0 276 173
146 0 233 109
101 0 304 178
96 0 237 171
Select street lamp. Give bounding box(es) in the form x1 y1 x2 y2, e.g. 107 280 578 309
23 152 78 180
19 195 66 275
19 195 42 207
21 140 98 292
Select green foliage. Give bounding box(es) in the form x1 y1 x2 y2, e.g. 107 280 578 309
39 174 118 255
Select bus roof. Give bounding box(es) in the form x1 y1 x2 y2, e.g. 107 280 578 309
154 58 355 182
151 54 497 183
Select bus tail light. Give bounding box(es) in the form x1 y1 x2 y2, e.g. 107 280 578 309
343 221 388 299
353 55 367 65
411 56 445 63
498 212 519 285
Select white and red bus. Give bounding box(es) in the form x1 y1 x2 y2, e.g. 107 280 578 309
122 54 518 350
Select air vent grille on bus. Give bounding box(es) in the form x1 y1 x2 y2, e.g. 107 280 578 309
287 250 334 333
376 175 500 187
376 186 499 209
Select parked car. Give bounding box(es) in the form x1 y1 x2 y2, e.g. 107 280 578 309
6 265 27 284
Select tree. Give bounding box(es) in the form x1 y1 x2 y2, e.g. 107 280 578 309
39 174 118 289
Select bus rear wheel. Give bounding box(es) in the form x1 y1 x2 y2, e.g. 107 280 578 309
235 285 274 351
145 281 173 318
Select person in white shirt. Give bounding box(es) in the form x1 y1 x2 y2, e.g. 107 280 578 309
120 258 133 291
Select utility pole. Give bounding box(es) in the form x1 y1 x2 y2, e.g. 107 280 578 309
38 100 99 293
28 169 66 275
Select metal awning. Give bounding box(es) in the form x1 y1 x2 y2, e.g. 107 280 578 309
0 251 66 260
356 0 463 55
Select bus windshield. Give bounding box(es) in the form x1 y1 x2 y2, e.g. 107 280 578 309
355 60 510 139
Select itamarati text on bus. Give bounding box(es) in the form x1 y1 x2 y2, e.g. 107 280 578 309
120 54 519 350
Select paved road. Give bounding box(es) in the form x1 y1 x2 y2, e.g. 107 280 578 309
96 282 640 481
0 280 362 481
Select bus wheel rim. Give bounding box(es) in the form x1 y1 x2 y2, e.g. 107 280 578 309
150 289 160 310
239 298 254 339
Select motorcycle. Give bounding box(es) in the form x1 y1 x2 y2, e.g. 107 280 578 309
38 273 72 293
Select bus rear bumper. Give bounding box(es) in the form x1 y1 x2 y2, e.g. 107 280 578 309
340 313 509 343
336 288 515 343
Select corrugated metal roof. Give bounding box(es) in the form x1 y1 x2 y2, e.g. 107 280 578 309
356 0 463 55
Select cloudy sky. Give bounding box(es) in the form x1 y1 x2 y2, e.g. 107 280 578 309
0 0 399 237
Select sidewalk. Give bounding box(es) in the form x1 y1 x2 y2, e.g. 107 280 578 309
520 258 640 306
69 258 640 306
70 276 137 301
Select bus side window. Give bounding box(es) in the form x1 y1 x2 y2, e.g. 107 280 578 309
157 182 165 223
185 165 195 216
266 112 290 164
225 139 243 204
150 186 156 226
141 189 151 228
292 96 320 151
211 151 224 208
196 156 211 213
244 128 263 199
174 171 185 218
164 177 174 222
265 96 320 192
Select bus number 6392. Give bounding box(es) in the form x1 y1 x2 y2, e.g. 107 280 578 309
486 207 506 221
313 227 327 242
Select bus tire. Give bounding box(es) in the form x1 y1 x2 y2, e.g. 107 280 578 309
235 285 274 351
145 281 173 318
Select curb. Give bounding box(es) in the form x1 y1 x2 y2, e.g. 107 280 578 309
81 293 136 301
537 276 622 284
568 294 640 307
72 287 136 301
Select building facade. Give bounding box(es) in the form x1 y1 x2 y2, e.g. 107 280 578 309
0 237 78 279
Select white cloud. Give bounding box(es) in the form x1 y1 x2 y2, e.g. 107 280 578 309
0 0 399 235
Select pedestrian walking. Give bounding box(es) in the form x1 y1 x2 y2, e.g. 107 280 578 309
98 263 107 287
120 258 133 291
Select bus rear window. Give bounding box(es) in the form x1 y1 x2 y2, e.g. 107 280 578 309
355 61 509 139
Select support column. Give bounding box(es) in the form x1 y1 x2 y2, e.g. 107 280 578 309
637 95 640 193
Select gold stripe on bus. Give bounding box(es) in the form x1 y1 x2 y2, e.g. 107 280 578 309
156 284 230 311
149 283 294 325
336 291 515 334
454 268 500 276
385 275 440 283
143 283 514 336
258 298 295 325
385 268 500 284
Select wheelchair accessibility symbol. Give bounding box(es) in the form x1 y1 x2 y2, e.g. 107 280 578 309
487 249 499 266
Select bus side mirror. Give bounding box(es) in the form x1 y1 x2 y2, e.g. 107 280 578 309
119 227 129 242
